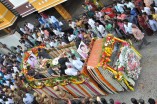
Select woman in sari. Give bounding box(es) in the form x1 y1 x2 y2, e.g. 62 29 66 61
137 14 153 36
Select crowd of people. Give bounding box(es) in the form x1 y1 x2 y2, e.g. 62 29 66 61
0 0 157 103
60 97 157 104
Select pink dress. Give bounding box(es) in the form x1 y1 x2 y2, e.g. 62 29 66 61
132 28 144 40
117 22 126 34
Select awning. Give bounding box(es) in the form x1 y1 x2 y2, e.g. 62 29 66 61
28 0 67 13
0 3 17 30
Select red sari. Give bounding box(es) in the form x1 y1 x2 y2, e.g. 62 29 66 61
101 7 115 18
138 16 153 36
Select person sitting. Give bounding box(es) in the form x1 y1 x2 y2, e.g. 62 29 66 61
71 54 84 71
38 48 52 59
65 62 79 76
46 64 59 77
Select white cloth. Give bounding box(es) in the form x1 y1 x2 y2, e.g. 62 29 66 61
116 3 125 13
95 12 103 19
5 98 14 104
149 19 157 31
141 7 151 15
0 99 4 104
26 23 34 31
125 2 135 10
65 68 78 76
97 25 106 36
23 93 34 104
49 16 59 23
88 18 96 29
69 21 76 29
72 59 83 70
154 7 157 14
53 29 64 37
4 74 12 80
124 23 133 34
68 34 76 42
12 66 19 73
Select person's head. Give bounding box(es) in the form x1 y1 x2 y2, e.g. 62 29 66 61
95 22 99 26
123 19 129 25
70 100 77 104
139 99 145 104
148 98 155 104
109 99 114 104
71 54 76 60
46 63 50 68
80 45 86 51
151 8 155 14
137 14 142 19
117 12 121 16
148 15 153 20
100 98 107 104
38 48 41 52
131 98 138 104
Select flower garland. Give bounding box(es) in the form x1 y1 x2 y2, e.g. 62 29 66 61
96 35 140 91
21 45 88 89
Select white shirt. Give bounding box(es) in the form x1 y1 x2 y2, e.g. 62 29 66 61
125 2 135 10
27 23 34 30
141 7 151 15
53 29 64 37
12 66 20 73
88 18 96 29
0 99 4 104
116 3 125 13
4 74 12 80
149 19 157 31
5 98 14 104
124 23 133 34
68 35 76 42
50 16 59 23
95 12 103 19
72 59 83 70
23 93 34 104
154 7 157 14
97 25 105 34
69 21 76 29
65 68 78 76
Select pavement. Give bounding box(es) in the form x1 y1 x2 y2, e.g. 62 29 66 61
103 35 157 103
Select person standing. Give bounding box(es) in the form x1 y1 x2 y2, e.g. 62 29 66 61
137 15 153 36
49 15 62 31
148 15 157 32
95 22 106 37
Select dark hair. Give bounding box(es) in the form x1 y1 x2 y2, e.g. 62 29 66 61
80 45 85 50
101 98 107 104
71 54 76 59
46 63 50 68
131 98 138 104
70 100 77 104
139 99 145 104
38 48 41 51
92 99 98 104
148 98 155 104
148 15 153 19
123 19 129 23
109 99 114 104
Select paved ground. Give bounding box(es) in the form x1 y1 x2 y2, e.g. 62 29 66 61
103 35 157 103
